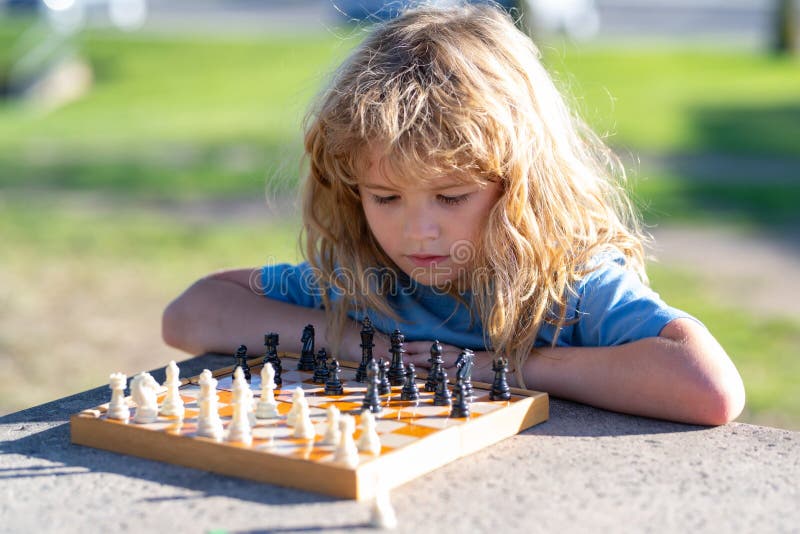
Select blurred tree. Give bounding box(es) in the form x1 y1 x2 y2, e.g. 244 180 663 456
774 0 799 54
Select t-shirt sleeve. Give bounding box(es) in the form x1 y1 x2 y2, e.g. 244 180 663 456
572 256 697 346
260 262 323 309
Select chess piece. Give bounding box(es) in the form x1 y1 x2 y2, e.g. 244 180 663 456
490 357 512 401
227 366 254 444
196 369 224 441
455 349 475 399
361 359 382 414
378 359 391 395
355 317 375 383
357 410 381 456
263 332 282 386
333 414 359 468
433 368 452 407
159 360 185 418
387 329 406 386
107 372 130 421
298 324 316 371
234 344 251 381
324 359 344 395
425 341 444 392
286 386 307 427
131 372 160 424
293 400 316 439
370 485 398 530
255 362 280 419
322 405 341 445
450 379 470 418
400 363 420 401
313 348 330 384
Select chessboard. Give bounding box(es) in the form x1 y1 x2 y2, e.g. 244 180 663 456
71 355 548 500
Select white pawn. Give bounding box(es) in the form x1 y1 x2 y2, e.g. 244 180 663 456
357 410 381 456
107 372 130 421
322 405 341 445
286 387 306 427
333 414 359 468
196 369 224 441
292 399 316 439
227 367 253 445
255 363 280 419
131 372 159 424
159 360 185 418
370 485 398 530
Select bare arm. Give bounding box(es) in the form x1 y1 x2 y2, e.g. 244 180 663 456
162 268 389 359
405 319 744 426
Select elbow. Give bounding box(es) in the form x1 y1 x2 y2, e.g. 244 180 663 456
694 369 746 426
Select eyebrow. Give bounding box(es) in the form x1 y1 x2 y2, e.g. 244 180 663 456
360 182 473 192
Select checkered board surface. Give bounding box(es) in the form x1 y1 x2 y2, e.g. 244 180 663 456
71 355 549 500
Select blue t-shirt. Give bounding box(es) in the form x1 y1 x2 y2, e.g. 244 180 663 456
259 255 691 351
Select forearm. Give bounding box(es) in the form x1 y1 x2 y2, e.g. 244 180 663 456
162 276 368 359
517 330 744 425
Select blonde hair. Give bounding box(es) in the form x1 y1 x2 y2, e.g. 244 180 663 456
302 3 648 385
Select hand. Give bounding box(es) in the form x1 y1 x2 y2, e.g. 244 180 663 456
402 341 464 369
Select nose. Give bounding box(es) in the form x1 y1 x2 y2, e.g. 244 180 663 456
403 202 440 242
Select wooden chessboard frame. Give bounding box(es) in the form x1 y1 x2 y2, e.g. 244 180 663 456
71 354 549 500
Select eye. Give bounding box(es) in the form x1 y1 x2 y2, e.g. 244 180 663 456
372 194 399 205
437 193 470 206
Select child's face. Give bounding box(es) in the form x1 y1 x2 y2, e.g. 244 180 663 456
359 156 501 287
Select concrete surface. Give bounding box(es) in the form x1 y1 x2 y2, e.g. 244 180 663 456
1 353 797 533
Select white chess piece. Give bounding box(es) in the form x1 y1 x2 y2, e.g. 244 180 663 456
255 363 280 419
131 372 159 424
357 410 381 456
370 485 398 530
196 369 224 441
286 386 306 427
159 360 185 418
333 414 359 468
107 372 130 421
227 367 253 445
292 400 316 439
322 405 341 445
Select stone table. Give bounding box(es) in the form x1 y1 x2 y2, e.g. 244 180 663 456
1 353 797 533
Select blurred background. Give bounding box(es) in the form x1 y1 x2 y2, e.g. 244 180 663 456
1 0 798 428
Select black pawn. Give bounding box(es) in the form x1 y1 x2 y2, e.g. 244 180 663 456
400 363 420 401
490 357 512 401
378 359 391 395
425 341 444 392
325 359 344 395
298 324 316 371
387 329 406 386
450 379 470 418
361 359 382 413
355 318 375 383
313 348 329 384
433 368 452 406
263 332 282 386
234 344 251 381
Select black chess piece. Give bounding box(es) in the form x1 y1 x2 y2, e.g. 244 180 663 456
455 349 475 399
298 324 316 371
234 344 251 381
490 357 512 401
361 359 382 413
387 329 406 387
433 368 452 406
450 379 470 418
355 318 375 383
263 332 282 386
425 341 444 392
313 348 330 383
400 363 420 401
378 359 391 395
325 359 344 395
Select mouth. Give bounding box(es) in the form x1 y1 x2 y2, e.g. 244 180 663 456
406 254 450 268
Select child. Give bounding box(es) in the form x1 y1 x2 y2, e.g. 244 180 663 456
163 4 744 425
